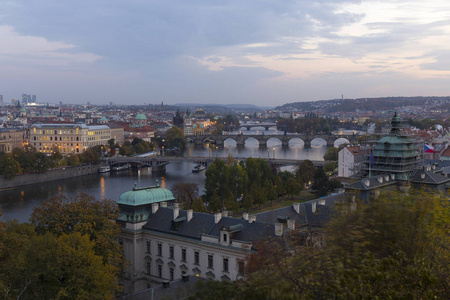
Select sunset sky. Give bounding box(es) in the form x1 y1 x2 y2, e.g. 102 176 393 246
1 0 450 106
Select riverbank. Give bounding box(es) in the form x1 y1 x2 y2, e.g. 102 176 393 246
0 164 101 189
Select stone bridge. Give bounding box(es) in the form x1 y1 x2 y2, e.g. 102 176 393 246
103 156 325 174
186 133 359 148
238 122 277 130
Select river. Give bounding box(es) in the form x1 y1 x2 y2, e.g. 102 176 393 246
0 128 344 222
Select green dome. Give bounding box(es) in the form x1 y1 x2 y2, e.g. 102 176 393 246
135 113 147 120
99 116 108 121
118 183 175 206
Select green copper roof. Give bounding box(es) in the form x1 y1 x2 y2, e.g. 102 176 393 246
135 113 147 120
118 182 175 206
99 116 108 121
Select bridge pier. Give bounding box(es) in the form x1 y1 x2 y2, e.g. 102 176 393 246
152 164 166 174
303 140 311 148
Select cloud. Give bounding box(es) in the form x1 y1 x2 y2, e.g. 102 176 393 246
0 25 101 67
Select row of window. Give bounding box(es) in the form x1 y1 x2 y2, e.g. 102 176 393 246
33 129 80 135
147 241 230 272
33 136 80 141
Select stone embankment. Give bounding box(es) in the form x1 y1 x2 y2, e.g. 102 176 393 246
0 164 100 189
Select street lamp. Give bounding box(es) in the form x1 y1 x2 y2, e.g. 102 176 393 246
268 149 270 159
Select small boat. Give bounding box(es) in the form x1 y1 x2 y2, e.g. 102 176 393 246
98 166 111 173
112 164 130 171
192 165 206 173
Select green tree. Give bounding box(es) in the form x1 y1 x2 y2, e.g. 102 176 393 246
0 153 21 179
311 168 329 197
285 177 302 199
191 197 206 213
323 147 339 161
165 126 186 151
296 160 315 187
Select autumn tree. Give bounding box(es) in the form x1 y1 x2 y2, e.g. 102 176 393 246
243 192 450 299
30 194 124 282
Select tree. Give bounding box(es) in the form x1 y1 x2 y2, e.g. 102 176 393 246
243 192 450 299
191 197 206 213
285 177 302 199
30 194 123 277
323 147 339 161
172 183 199 209
296 160 315 186
311 168 329 197
0 153 21 179
165 126 186 151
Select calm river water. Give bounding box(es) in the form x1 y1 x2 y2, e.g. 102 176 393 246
0 128 344 222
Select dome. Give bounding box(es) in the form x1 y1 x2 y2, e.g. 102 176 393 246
118 182 175 206
99 116 108 121
135 113 147 120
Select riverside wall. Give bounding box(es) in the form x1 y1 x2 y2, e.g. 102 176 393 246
0 164 100 189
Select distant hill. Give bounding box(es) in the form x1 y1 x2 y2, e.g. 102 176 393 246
276 96 450 113
175 103 271 112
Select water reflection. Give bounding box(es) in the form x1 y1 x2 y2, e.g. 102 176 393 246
0 129 330 223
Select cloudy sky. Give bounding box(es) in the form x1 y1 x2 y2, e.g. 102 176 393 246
1 0 450 106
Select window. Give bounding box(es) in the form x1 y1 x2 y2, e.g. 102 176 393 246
169 246 174 259
158 243 162 256
158 265 162 278
208 255 213 269
223 258 229 272
147 262 151 275
170 268 174 281
146 241 151 253
238 261 245 275
223 233 227 242
181 248 186 262
194 251 199 265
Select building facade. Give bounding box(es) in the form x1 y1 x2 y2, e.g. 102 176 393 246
0 128 23 153
29 123 115 154
338 145 364 177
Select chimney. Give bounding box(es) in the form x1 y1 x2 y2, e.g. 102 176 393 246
173 203 180 219
292 203 300 214
214 212 222 224
222 211 228 217
312 202 316 213
161 202 167 208
187 209 193 222
248 215 256 223
152 203 159 214
287 219 295 230
242 213 249 220
275 223 283 236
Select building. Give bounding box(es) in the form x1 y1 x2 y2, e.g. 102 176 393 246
0 128 24 152
338 145 365 177
364 111 421 181
118 181 281 295
118 180 344 297
29 123 116 154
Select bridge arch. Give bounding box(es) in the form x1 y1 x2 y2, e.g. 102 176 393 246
287 137 305 147
334 137 350 147
266 137 283 146
243 136 261 146
310 137 327 146
223 137 237 146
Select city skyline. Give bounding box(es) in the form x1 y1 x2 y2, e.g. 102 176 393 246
1 1 450 106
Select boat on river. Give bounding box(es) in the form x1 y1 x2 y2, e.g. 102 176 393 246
98 166 111 173
112 164 130 171
192 165 206 173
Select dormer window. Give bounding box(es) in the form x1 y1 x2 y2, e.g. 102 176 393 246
223 233 227 242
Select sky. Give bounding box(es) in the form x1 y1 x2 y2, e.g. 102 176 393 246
1 0 450 107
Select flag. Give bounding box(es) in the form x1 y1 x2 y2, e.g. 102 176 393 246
369 150 374 166
424 144 434 153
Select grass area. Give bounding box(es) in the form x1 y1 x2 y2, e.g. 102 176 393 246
236 190 318 216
